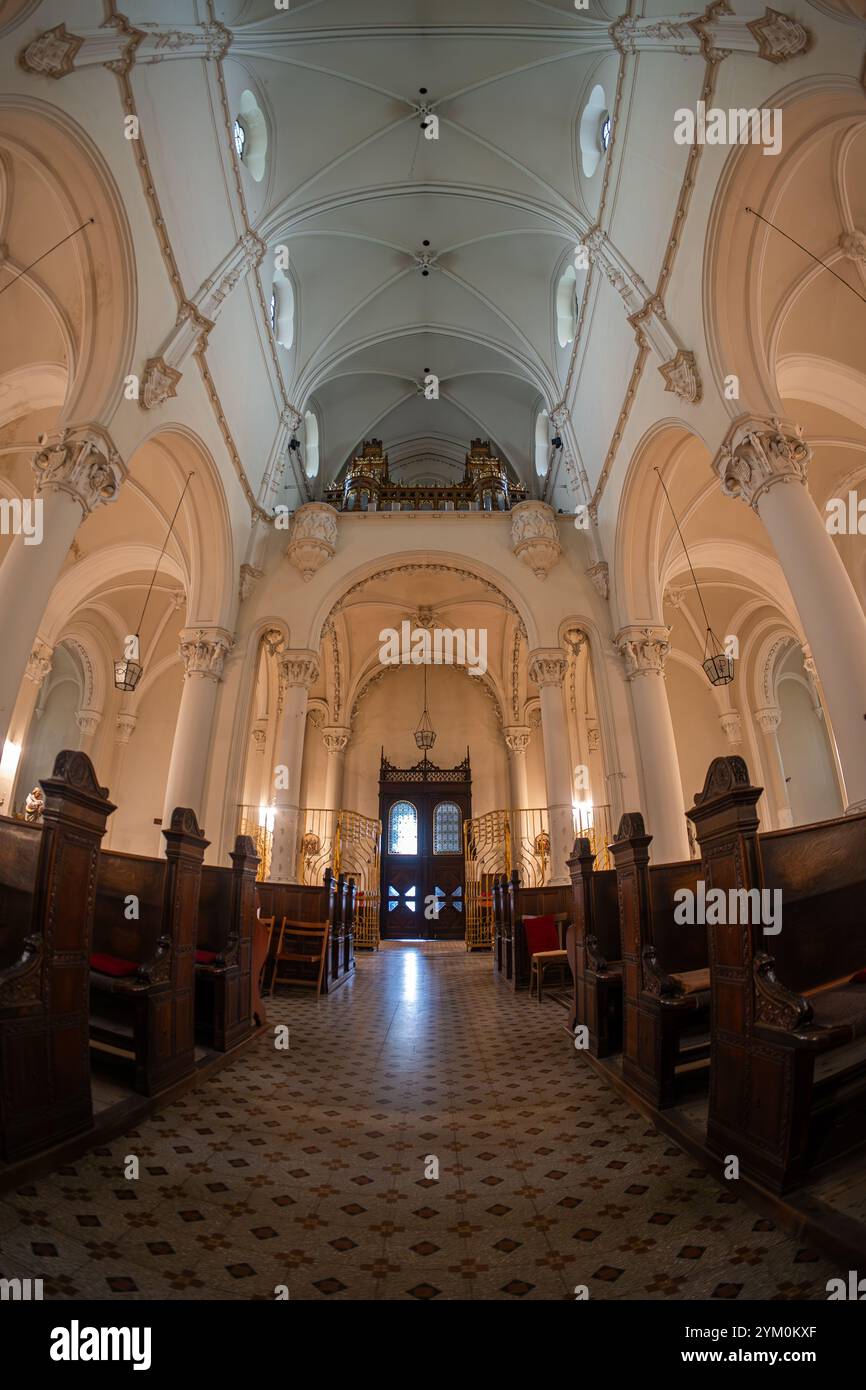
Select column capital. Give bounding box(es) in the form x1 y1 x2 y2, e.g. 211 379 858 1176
278 649 320 691
116 713 137 745
503 724 531 754
32 425 125 519
754 705 782 735
322 725 351 755
75 708 101 738
179 627 234 682
719 710 743 746
714 417 810 511
528 649 568 687
24 639 54 686
615 625 671 679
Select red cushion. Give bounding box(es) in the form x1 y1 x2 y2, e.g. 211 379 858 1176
196 948 218 965
524 914 560 956
90 952 138 978
850 969 866 983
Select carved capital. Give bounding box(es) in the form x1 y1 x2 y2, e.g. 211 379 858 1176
286 502 338 582
503 724 531 755
510 500 561 581
116 713 137 745
585 560 609 600
75 708 101 738
19 25 84 78
839 229 866 266
528 649 569 688
715 417 810 511
179 627 234 681
25 639 53 686
278 649 320 692
754 705 782 735
615 625 671 679
719 710 743 746
32 426 124 519
322 725 351 755
238 563 264 602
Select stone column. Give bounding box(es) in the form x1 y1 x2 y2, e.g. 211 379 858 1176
753 706 793 828
615 625 690 863
0 640 54 813
528 651 572 884
322 725 351 812
0 427 123 748
161 627 234 829
716 418 866 812
269 650 320 882
503 725 530 812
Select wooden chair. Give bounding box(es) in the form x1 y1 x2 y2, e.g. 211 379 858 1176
526 913 570 1003
270 917 330 998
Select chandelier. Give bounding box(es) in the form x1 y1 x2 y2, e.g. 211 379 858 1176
654 468 734 688
414 661 437 750
114 472 194 692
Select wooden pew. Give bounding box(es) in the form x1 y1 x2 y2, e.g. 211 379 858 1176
689 755 866 1192
0 751 114 1161
89 809 208 1096
256 868 352 994
567 836 622 1054
194 835 259 1050
507 871 571 992
608 815 707 1108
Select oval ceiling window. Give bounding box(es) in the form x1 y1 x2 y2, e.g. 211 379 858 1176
534 410 550 477
234 90 268 182
579 84 608 178
556 265 577 348
304 410 320 480
271 270 295 350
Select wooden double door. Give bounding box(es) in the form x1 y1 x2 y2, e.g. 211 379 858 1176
379 753 471 941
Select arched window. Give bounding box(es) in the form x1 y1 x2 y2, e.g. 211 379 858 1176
534 410 550 477
579 84 608 178
599 111 612 153
388 801 418 855
233 119 247 161
556 266 577 347
269 290 277 332
304 409 320 479
433 802 462 855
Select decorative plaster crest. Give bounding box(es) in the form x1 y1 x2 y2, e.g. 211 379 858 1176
839 230 866 266
19 25 84 78
659 349 702 405
746 8 811 63
585 561 609 601
141 356 182 410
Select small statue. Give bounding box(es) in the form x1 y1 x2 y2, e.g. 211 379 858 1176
24 786 45 823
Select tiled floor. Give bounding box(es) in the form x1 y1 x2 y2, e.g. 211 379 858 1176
0 942 840 1300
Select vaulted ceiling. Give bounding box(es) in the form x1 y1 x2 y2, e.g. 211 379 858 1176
219 0 623 488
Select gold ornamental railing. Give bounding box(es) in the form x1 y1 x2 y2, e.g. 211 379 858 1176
463 808 552 951
463 804 614 949
237 805 274 882
334 809 382 951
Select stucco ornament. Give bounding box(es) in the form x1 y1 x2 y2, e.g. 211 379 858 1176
510 501 561 581
286 503 339 582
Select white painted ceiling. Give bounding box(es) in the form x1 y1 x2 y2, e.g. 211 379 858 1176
217 0 623 488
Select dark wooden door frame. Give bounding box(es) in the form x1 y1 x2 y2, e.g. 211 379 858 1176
379 750 471 941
